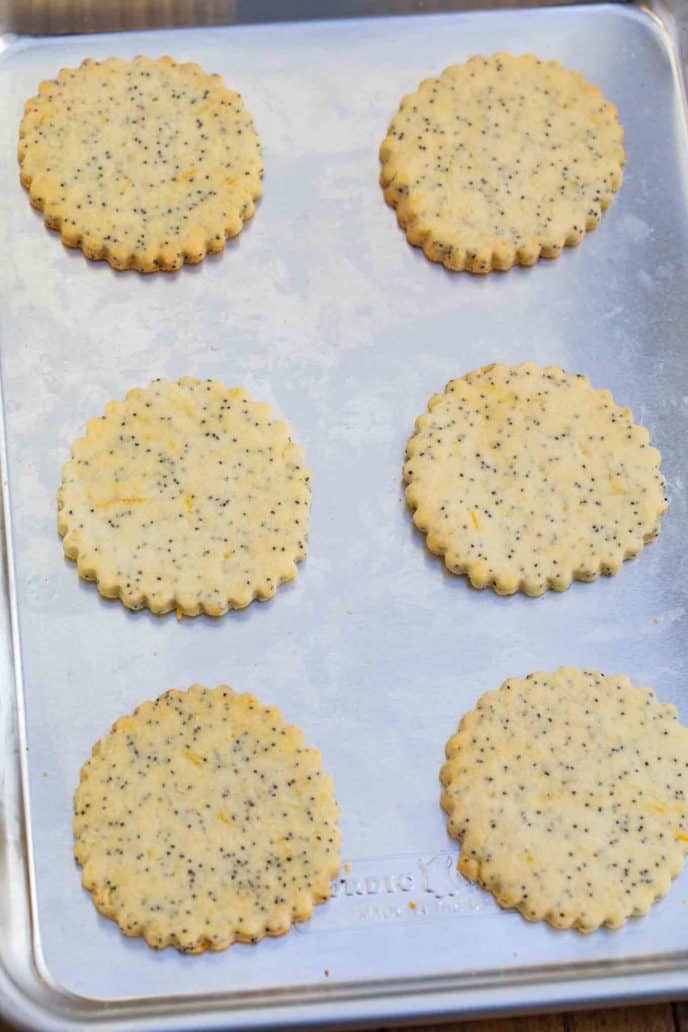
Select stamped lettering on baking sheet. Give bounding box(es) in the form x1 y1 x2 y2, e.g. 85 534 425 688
297 850 498 932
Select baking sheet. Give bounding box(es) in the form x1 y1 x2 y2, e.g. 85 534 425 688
0 2 687 1027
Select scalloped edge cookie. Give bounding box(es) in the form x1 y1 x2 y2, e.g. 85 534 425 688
404 362 666 596
58 377 310 617
440 668 688 932
380 53 625 273
18 56 262 272
74 684 341 952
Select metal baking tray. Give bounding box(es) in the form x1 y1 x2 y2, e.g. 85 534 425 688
0 1 687 1028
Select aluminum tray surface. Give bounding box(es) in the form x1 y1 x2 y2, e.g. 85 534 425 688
0 4 687 1029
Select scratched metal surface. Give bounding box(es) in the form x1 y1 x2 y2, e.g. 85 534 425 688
0 3 687 1029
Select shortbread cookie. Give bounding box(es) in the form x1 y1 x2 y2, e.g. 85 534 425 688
18 56 262 271
380 54 625 273
74 684 340 952
404 363 666 596
58 378 310 616
441 668 688 931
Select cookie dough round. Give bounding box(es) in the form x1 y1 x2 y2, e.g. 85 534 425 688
74 684 341 952
404 363 666 596
58 377 310 616
380 53 625 273
440 668 688 932
18 56 262 272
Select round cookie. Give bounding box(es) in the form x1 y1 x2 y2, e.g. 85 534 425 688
440 668 688 932
18 56 262 272
380 53 625 273
74 684 341 952
403 363 666 596
58 377 310 616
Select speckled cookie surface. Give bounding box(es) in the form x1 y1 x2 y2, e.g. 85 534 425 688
441 668 688 932
379 54 625 273
404 363 666 596
74 684 340 952
58 378 310 616
18 56 262 272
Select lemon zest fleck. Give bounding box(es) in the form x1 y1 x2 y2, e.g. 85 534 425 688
94 496 146 508
177 167 198 182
